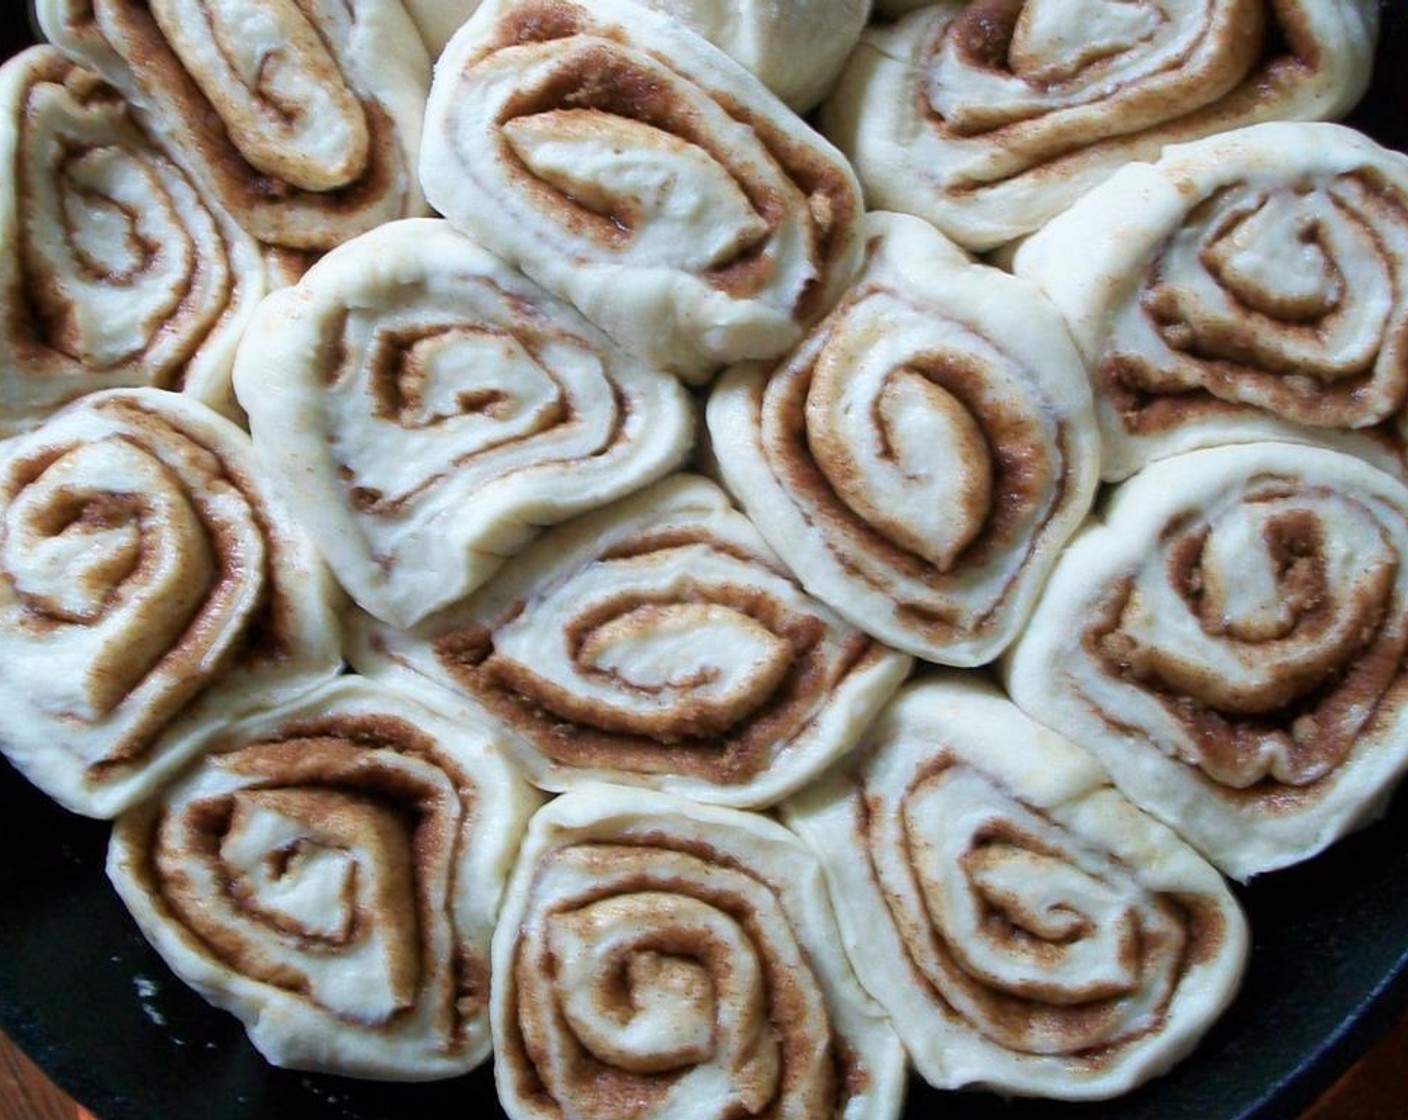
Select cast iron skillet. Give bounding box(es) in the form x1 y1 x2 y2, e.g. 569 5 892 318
4 5 1408 1119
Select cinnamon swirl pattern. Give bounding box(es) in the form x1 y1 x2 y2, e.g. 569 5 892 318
1015 122 1408 481
0 47 265 436
824 0 1379 251
107 675 543 1079
0 389 341 818
234 218 693 629
491 787 907 1120
36 0 431 251
348 474 913 807
708 211 1100 666
1005 442 1408 879
419 0 865 382
785 674 1248 1100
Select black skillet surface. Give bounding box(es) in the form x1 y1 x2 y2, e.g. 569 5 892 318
6 5 1408 1119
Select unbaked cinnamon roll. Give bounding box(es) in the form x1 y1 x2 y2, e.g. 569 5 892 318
36 0 430 252
491 787 907 1120
1005 441 1408 880
0 389 341 818
400 0 477 55
785 673 1249 1100
348 473 912 807
0 46 265 436
708 211 1100 666
404 0 868 109
107 675 542 1079
825 0 1379 251
628 0 872 111
234 218 694 629
419 0 865 382
1016 122 1408 481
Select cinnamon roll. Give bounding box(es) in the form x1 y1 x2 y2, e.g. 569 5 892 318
824 0 1379 251
107 675 543 1079
708 211 1100 666
233 218 694 629
786 673 1248 1099
0 47 265 436
405 0 868 109
491 787 907 1120
631 0 871 111
348 473 913 808
1015 122 1408 481
1005 442 1408 879
0 389 341 818
419 0 865 382
400 0 478 55
36 0 431 251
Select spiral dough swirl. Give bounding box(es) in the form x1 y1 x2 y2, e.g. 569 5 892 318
0 47 265 436
1017 122 1408 481
784 674 1248 1100
1006 441 1408 879
349 473 912 808
491 788 906 1120
0 389 340 818
709 211 1099 665
419 0 864 381
106 676 542 1079
823 0 1378 250
235 218 693 629
36 0 431 251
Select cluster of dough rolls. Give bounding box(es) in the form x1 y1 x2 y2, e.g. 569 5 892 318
0 1 1403 1116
